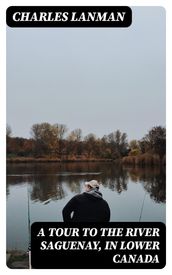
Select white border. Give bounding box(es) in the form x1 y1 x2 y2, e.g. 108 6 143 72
1 0 171 274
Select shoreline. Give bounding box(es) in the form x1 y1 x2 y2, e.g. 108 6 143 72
6 157 115 163
6 156 165 167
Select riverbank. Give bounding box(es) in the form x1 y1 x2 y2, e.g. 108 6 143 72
122 153 165 167
6 157 115 163
7 154 165 166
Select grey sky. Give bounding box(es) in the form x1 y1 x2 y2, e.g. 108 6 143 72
7 7 166 141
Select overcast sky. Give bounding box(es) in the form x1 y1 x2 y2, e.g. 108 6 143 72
6 7 166 141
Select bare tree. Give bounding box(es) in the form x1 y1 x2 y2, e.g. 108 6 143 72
68 128 82 142
144 126 166 160
6 124 12 138
31 123 59 156
107 130 128 159
54 124 68 140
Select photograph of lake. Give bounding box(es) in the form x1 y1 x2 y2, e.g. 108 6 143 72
7 162 165 251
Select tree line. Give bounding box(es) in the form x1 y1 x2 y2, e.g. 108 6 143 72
6 123 166 165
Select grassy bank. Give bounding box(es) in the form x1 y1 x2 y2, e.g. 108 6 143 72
6 156 114 163
7 154 166 167
122 153 165 167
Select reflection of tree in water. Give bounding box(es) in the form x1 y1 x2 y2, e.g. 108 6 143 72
126 167 166 203
7 163 165 203
100 165 128 194
30 175 65 203
142 171 165 203
7 163 129 199
64 177 81 194
7 162 108 175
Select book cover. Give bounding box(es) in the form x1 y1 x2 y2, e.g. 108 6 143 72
4 1 167 271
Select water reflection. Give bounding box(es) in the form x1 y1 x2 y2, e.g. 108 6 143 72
31 175 66 202
125 167 166 203
7 163 166 204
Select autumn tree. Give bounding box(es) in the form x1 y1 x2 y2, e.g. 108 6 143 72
107 130 128 159
138 138 147 154
129 140 141 156
54 123 68 140
31 123 59 156
144 126 166 160
100 135 111 158
54 123 68 157
67 129 83 157
84 133 97 158
120 132 128 156
68 128 82 142
8 122 166 165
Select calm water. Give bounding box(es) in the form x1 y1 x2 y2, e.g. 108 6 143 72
6 162 166 251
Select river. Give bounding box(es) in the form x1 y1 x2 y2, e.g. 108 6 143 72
6 162 166 251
